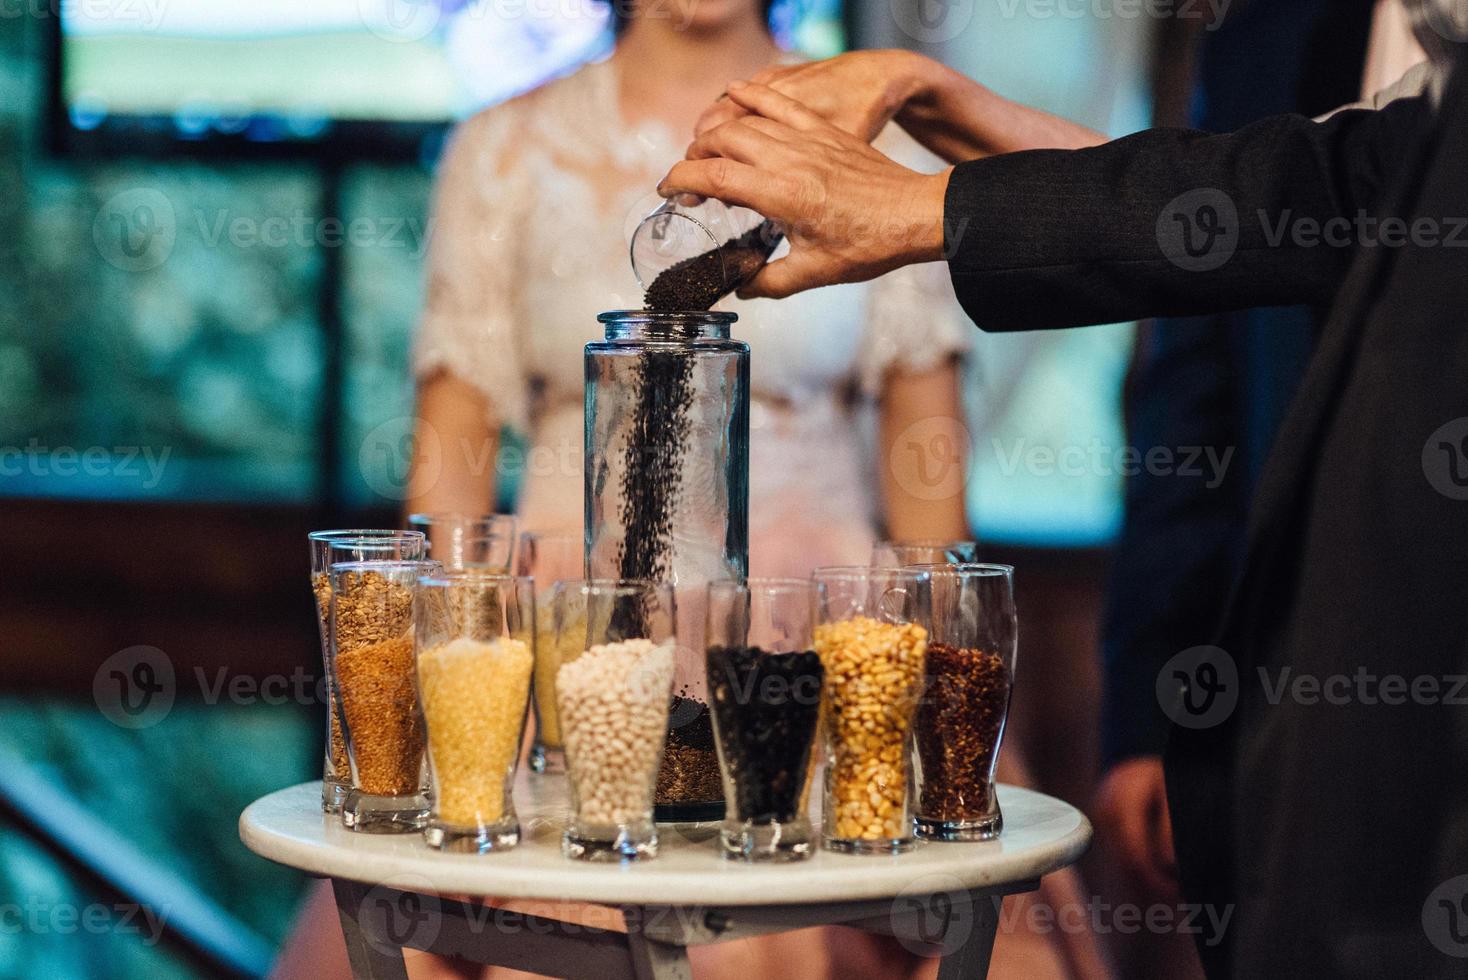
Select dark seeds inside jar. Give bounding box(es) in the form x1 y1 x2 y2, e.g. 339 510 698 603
656 693 723 806
915 643 1012 821
708 646 823 822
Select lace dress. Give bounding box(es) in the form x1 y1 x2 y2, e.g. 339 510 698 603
414 56 971 577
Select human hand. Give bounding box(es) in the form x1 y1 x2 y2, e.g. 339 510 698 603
1093 756 1180 896
659 82 951 300
694 49 938 145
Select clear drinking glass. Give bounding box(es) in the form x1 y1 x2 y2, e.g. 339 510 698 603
707 579 823 861
585 310 748 822
871 539 979 567
415 572 535 852
629 198 781 306
553 580 677 862
309 530 426 812
909 563 1016 841
812 566 931 854
330 558 439 833
406 513 516 571
515 531 584 774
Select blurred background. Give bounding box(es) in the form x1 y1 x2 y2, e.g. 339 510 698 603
0 0 1391 976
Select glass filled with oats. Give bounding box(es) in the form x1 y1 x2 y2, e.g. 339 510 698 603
308 530 425 813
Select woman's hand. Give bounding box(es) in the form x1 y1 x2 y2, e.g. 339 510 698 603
659 82 951 300
694 49 938 145
693 51 1106 165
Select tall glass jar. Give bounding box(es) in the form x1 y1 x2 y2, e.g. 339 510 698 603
585 310 749 822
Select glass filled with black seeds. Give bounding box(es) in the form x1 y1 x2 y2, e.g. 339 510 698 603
585 310 749 821
908 563 1017 841
706 579 823 861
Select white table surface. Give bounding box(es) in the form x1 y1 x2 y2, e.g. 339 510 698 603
240 774 1091 907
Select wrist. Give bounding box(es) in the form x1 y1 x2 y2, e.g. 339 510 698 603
896 168 951 266
878 49 941 118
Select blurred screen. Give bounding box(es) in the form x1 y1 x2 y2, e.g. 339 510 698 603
60 0 841 142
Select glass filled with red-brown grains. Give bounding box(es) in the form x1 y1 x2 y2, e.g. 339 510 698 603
308 530 425 813
330 557 440 833
908 563 1016 841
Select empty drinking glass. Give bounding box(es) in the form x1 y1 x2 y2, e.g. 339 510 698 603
553 580 676 862
812 566 931 854
415 573 535 852
871 539 979 568
909 563 1016 841
706 579 823 861
407 513 516 571
308 530 425 812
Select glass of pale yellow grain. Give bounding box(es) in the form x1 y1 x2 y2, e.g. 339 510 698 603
414 571 535 852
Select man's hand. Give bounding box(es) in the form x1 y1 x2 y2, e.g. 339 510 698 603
659 82 951 300
1093 756 1180 896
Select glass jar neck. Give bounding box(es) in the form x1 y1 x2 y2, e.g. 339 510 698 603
597 310 737 342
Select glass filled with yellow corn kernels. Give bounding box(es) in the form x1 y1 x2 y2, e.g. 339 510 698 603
811 566 930 854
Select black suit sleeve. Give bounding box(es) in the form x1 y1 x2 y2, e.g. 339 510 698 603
943 95 1433 331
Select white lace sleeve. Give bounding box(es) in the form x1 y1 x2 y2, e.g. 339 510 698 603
413 107 531 432
857 126 973 395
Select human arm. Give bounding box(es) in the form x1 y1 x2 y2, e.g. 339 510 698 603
405 372 498 517
695 49 1105 161
878 360 971 542
407 109 529 515
661 83 1434 313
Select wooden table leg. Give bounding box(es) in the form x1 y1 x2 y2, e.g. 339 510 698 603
936 890 1000 980
331 878 410 980
624 907 693 980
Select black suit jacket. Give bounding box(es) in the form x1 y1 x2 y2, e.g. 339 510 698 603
944 52 1468 977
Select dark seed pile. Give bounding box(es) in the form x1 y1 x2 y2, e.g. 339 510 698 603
656 693 723 805
915 643 1013 821
707 646 823 822
643 220 781 311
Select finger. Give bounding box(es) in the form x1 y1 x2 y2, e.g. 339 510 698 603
736 252 824 300
725 81 831 133
1136 785 1179 896
1153 793 1180 883
658 158 770 213
685 118 794 164
694 98 749 138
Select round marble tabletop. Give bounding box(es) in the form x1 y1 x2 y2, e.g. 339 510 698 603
241 775 1090 906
